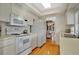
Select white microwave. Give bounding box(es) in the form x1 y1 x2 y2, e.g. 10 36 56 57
10 14 25 26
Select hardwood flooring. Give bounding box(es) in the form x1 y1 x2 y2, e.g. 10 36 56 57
31 38 60 55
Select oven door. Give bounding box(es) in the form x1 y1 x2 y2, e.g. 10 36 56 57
16 36 32 54
23 36 31 50
16 37 24 54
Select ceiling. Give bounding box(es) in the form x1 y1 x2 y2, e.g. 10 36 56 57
25 3 79 16
31 3 67 11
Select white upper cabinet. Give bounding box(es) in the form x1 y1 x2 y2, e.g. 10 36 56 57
0 4 12 22
0 3 34 26
10 4 27 26
67 10 75 25
12 4 24 17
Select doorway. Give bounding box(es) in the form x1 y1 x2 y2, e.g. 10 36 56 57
46 20 55 39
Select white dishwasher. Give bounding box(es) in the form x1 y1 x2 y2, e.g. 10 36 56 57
15 35 32 55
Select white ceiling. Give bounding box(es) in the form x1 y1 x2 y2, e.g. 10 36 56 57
25 3 79 16
32 3 67 11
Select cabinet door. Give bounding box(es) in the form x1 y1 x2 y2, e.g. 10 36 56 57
12 4 34 25
0 37 16 55
12 4 26 18
12 4 21 16
60 38 79 55
31 34 37 49
2 44 16 55
67 11 75 24
0 3 11 22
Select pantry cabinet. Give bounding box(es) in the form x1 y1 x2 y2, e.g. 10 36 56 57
0 3 12 22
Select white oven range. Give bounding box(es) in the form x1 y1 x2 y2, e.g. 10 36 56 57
14 34 32 55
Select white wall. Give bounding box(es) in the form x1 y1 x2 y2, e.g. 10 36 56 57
45 13 66 44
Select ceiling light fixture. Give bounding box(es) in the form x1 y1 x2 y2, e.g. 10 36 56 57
42 3 51 8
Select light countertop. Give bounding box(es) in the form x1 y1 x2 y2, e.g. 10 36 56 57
0 35 15 40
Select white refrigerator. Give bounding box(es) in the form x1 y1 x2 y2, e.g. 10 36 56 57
32 19 46 47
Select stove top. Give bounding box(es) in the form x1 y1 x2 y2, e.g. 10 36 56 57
11 34 20 35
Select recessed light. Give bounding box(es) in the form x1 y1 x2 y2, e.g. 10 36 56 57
42 3 51 8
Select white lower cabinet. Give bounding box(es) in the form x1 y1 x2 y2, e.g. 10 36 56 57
31 34 38 50
0 44 16 55
0 37 15 47
60 37 79 55
37 32 46 47
0 37 16 55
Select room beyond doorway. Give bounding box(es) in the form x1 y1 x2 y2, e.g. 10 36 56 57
46 20 55 39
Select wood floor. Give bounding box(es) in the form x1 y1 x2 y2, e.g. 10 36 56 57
31 38 60 55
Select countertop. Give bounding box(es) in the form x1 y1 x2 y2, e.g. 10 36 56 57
0 35 15 40
60 32 79 39
0 33 37 40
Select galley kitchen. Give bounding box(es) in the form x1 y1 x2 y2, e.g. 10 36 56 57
0 3 79 55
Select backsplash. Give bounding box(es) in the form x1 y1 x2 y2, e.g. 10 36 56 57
5 26 29 34
6 26 25 34
0 21 32 35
